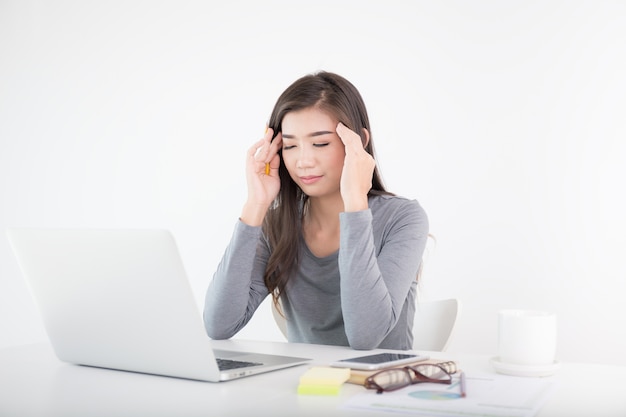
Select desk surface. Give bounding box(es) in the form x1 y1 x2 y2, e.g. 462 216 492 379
1 339 624 417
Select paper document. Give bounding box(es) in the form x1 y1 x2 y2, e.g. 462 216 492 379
342 373 555 417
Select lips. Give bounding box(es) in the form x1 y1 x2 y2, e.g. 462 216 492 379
299 175 322 185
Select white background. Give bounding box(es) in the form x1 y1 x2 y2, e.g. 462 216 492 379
1 0 625 364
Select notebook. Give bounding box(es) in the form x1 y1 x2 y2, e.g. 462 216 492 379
6 228 311 382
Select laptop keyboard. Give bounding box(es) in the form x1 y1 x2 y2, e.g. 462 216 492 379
216 358 263 371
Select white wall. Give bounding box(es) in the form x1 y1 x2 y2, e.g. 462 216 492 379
1 0 625 364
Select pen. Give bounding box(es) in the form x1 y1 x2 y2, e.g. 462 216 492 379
459 371 467 398
264 124 270 175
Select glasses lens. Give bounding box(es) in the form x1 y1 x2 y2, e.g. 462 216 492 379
413 364 451 381
370 368 412 391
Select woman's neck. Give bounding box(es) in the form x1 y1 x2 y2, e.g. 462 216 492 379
302 194 344 257
304 193 344 230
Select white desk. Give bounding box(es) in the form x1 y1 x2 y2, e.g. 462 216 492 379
1 340 624 417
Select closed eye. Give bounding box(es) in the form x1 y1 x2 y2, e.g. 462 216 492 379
283 145 296 150
313 143 329 147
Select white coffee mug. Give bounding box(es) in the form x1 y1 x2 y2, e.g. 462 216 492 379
498 309 557 366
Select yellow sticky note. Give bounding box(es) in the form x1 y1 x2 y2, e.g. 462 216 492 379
299 366 350 385
297 383 343 396
298 367 350 396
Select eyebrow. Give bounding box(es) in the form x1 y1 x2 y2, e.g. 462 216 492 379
282 130 334 139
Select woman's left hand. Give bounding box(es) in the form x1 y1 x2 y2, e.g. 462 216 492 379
336 122 375 212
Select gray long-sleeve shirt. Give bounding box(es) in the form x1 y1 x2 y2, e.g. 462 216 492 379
204 194 429 350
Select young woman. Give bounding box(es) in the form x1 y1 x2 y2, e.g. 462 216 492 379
204 71 429 350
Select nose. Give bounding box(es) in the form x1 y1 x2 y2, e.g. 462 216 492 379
295 147 315 169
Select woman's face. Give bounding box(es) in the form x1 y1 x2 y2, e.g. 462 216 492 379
280 107 346 199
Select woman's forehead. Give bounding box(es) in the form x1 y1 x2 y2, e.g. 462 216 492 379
281 108 338 136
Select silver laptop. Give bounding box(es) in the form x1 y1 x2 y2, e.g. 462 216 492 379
6 228 310 382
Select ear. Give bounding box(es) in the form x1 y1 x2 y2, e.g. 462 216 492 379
361 128 370 148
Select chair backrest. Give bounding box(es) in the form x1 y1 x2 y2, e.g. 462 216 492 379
271 299 288 339
412 298 461 351
272 297 461 351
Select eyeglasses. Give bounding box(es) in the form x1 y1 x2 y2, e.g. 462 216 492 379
364 362 463 395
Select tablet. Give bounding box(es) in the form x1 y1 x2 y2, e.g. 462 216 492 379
330 352 429 371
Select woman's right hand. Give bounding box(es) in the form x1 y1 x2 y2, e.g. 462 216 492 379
240 127 283 226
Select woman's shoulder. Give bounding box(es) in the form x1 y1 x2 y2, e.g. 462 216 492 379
369 194 428 223
369 193 425 214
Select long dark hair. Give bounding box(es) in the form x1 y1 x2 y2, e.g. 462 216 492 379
263 71 390 307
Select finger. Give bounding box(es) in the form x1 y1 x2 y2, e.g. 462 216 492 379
336 122 363 153
268 152 281 171
250 127 275 161
249 137 267 159
269 132 282 170
261 128 274 174
261 127 277 161
269 132 282 155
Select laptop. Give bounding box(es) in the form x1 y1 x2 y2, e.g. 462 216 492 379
6 228 311 382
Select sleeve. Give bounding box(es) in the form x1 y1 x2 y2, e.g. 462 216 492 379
203 220 271 339
338 199 428 350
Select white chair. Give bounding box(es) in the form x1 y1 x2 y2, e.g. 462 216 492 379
271 299 288 339
272 297 461 351
412 298 461 351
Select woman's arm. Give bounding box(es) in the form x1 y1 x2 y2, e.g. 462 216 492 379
203 220 270 339
204 129 282 338
338 199 428 349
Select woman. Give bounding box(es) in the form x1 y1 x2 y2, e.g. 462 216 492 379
204 71 428 350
